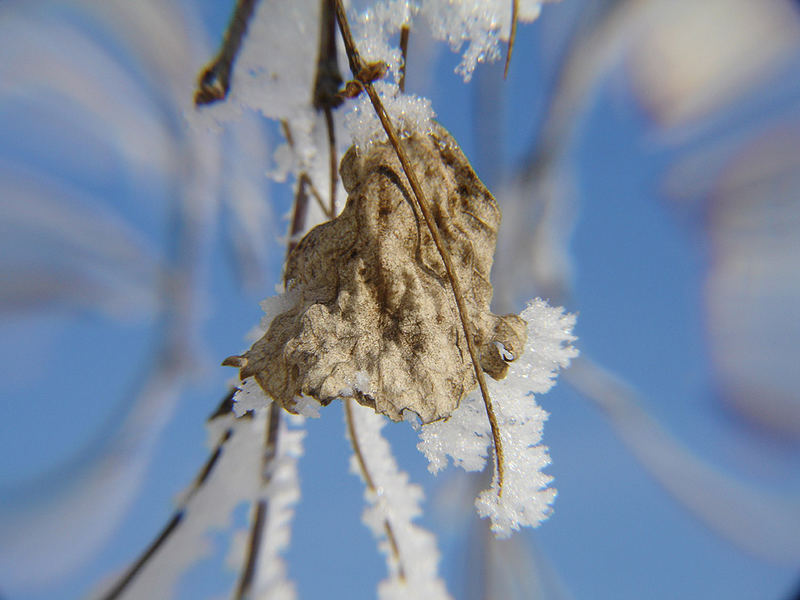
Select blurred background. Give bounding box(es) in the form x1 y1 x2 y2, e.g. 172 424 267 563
1 0 799 598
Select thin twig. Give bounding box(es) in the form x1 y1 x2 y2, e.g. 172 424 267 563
399 25 410 92
313 0 344 216
302 173 332 220
99 393 238 600
281 120 334 223
344 399 406 581
288 175 311 257
313 0 344 112
333 0 506 495
280 119 314 256
504 0 519 79
194 0 259 105
323 107 338 216
280 119 295 148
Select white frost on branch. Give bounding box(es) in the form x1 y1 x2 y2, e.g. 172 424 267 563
422 0 549 80
346 402 452 600
243 413 307 600
354 0 418 80
345 80 436 149
345 1 435 148
233 377 272 418
417 298 577 537
96 403 304 599
196 0 339 225
197 0 557 174
344 0 556 144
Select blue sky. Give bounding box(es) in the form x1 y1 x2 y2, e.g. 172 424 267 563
1 1 799 599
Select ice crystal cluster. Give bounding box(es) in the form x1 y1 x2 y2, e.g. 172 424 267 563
419 299 577 536
422 0 550 79
347 403 452 599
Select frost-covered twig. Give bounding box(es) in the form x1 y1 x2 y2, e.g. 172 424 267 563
93 388 303 600
344 399 406 581
422 0 547 81
333 0 508 497
230 398 306 600
97 394 235 600
93 394 291 600
233 402 281 599
345 400 452 599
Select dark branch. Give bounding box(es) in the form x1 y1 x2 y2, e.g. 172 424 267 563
399 25 410 92
504 0 519 79
313 0 344 217
194 0 260 105
313 0 344 112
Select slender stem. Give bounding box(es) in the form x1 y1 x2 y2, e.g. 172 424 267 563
333 0 505 495
504 0 519 79
344 399 406 581
399 25 410 92
334 2 361 75
323 106 338 216
313 0 344 111
288 175 311 257
194 0 260 105
307 176 331 219
281 119 333 225
301 172 332 220
313 0 343 216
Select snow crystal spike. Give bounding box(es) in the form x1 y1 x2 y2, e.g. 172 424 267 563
232 123 526 423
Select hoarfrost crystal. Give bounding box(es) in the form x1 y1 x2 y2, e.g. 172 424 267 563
345 81 436 149
418 299 578 536
422 0 549 80
347 402 452 600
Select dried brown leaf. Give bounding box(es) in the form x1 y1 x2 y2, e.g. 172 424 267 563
233 124 525 423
